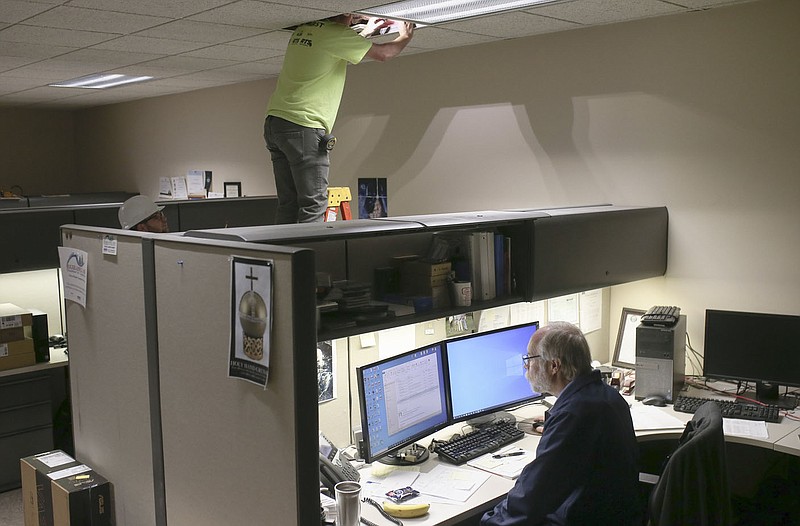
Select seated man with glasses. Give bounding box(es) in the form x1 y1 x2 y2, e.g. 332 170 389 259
118 195 169 233
482 321 641 526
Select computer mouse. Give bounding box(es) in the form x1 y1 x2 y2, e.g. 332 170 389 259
642 395 667 407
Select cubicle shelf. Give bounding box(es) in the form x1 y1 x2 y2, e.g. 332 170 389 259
186 205 669 340
317 294 526 341
0 194 278 273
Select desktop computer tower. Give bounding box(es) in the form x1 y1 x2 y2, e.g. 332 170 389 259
635 316 686 403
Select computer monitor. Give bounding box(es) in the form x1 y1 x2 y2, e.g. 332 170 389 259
356 342 450 465
704 309 800 408
446 321 543 425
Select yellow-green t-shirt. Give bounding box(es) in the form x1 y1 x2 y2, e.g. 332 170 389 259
267 20 372 133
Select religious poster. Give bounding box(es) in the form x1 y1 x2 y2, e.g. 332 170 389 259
229 257 273 388
358 178 388 219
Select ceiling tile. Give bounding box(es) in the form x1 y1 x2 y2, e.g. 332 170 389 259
65 0 234 19
0 41 77 60
183 44 281 62
3 59 107 80
23 6 172 34
188 0 331 30
0 24 118 47
211 59 284 76
528 0 684 25
91 35 208 55
134 19 267 44
441 11 581 38
225 30 291 51
401 26 498 50
57 48 165 68
0 0 58 24
0 56 39 74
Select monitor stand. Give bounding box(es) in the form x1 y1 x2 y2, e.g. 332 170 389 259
378 443 429 466
467 411 516 428
752 381 797 410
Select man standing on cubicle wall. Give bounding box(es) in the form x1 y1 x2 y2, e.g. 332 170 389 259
118 195 169 233
481 322 640 526
264 14 414 224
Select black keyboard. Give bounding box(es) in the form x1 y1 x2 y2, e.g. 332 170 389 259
435 420 524 465
641 305 681 326
673 395 782 423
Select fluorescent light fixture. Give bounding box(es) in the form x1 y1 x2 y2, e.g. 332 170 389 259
50 73 153 89
358 0 562 25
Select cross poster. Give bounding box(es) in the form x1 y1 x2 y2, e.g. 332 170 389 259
229 256 273 388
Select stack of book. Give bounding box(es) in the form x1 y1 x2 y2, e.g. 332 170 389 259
334 281 372 312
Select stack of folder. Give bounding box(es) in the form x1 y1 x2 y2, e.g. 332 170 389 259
401 259 452 308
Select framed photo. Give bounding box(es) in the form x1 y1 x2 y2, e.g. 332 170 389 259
224 182 242 198
612 308 646 368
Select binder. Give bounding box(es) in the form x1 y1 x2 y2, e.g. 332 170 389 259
469 232 496 301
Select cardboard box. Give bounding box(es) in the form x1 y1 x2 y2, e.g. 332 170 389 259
0 338 36 371
21 450 81 526
52 470 112 526
402 260 452 277
0 303 33 344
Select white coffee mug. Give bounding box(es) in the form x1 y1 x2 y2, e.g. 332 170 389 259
451 281 472 307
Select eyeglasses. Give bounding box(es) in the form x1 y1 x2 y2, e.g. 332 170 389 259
145 210 165 223
521 354 541 367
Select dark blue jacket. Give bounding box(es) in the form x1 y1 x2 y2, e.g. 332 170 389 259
481 370 640 526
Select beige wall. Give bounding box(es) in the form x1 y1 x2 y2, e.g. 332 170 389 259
0 108 76 194
7 1 800 371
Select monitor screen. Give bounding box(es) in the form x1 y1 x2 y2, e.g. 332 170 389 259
356 343 450 464
704 309 800 391
446 321 542 423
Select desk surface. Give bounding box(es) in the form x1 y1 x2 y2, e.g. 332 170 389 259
358 393 800 526
0 347 68 379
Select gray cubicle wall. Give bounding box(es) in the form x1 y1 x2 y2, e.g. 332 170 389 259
62 226 161 526
62 226 319 526
152 236 318 526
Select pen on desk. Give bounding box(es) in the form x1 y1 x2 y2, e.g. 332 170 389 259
492 451 525 459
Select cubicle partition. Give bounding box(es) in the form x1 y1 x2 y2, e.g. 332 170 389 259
62 226 319 526
62 227 161 526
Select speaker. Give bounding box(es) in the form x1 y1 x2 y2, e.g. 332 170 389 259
29 309 50 363
635 315 686 403
353 428 365 460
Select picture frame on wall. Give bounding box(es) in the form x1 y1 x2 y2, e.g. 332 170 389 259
612 307 646 368
224 182 242 198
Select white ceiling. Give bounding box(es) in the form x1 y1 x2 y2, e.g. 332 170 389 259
0 0 759 110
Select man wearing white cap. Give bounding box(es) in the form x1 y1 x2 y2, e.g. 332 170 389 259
118 195 169 233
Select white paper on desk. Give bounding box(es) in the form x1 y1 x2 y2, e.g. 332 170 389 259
362 468 419 498
320 492 337 521
723 418 769 439
466 446 534 479
630 405 686 431
413 464 490 502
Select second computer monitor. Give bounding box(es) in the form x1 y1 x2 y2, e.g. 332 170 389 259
446 321 542 424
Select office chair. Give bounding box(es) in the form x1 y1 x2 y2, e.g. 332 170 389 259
642 401 732 526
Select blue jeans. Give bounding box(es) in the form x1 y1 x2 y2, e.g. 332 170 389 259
264 116 330 224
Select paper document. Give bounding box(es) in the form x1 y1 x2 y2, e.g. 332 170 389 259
362 467 420 498
630 405 686 431
466 446 534 479
413 464 490 502
723 418 769 439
